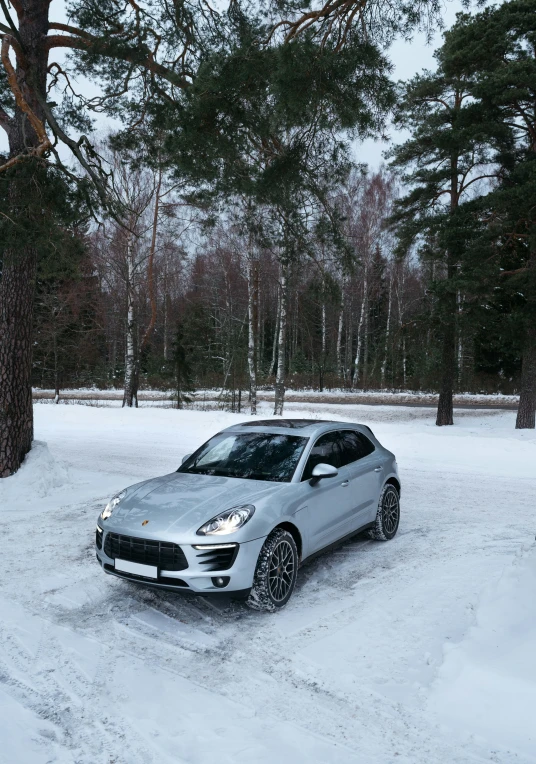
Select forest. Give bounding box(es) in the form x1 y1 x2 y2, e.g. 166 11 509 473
1 0 535 477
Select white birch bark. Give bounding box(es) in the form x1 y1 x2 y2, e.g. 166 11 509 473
123 231 138 408
247 254 258 415
457 290 463 387
336 276 346 381
380 264 393 388
270 285 280 376
274 262 288 416
352 266 368 388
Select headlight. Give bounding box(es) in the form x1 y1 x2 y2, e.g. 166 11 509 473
100 490 126 521
197 504 255 536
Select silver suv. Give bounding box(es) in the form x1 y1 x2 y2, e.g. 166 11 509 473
96 419 401 611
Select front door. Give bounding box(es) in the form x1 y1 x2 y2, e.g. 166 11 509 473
300 431 356 553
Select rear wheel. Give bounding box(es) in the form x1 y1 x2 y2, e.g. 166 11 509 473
246 529 298 612
368 483 400 541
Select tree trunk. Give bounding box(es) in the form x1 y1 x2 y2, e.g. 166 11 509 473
274 262 288 416
336 275 347 383
270 286 280 377
0 245 38 476
247 254 258 415
319 295 326 392
0 1 51 477
436 144 462 427
352 268 368 388
456 290 463 388
436 271 457 426
380 266 392 389
516 325 536 429
123 233 139 408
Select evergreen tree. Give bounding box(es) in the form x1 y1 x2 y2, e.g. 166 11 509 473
389 56 497 425
441 0 536 428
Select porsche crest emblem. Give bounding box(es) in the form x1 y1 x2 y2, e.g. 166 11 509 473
142 519 149 526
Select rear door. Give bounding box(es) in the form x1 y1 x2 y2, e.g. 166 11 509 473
337 430 383 532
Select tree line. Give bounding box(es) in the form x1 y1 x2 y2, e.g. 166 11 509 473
0 0 535 476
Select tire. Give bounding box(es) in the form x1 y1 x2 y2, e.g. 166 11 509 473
368 483 400 541
246 529 298 612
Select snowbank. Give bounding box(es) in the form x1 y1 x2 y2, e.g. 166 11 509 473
430 544 536 760
0 440 69 507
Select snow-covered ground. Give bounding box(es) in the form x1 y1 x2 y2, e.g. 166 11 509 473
1 402 535 763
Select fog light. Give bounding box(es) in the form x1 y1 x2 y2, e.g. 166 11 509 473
211 576 230 588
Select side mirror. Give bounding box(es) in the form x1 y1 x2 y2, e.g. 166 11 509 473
181 453 192 465
310 463 338 485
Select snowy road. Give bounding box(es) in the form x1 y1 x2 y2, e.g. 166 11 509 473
1 403 535 763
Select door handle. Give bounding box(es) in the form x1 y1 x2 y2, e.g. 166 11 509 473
341 480 349 486
373 466 382 472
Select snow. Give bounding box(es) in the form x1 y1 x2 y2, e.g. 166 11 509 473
430 545 536 760
0 440 69 505
1 402 535 763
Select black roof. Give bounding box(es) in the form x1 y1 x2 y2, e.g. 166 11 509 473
237 419 339 429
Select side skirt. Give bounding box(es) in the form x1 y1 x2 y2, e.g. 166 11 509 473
300 522 375 567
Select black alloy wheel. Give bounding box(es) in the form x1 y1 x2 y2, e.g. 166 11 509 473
369 483 400 541
247 528 298 611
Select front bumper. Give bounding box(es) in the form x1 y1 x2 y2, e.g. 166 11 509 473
95 527 266 596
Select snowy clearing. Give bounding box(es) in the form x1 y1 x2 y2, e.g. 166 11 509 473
1 402 535 763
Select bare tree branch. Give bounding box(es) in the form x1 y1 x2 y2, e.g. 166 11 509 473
0 0 23 48
4 0 22 17
0 104 12 134
0 36 51 173
46 25 190 88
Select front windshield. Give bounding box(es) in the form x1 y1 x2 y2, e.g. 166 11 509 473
178 432 308 482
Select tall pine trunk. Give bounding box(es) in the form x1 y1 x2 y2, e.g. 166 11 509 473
0 0 50 476
436 151 460 427
515 244 536 428
436 258 457 426
273 261 288 416
0 242 38 476
516 329 536 429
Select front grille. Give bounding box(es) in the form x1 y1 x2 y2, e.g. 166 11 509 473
194 544 238 571
103 532 188 571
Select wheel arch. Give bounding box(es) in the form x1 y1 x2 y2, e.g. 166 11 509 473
385 476 401 496
275 521 303 561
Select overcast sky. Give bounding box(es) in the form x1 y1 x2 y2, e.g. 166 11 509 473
1 0 465 167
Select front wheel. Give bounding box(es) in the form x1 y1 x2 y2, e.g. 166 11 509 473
368 483 400 541
246 529 298 612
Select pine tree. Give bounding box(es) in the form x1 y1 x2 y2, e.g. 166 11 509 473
441 0 536 428
389 56 497 425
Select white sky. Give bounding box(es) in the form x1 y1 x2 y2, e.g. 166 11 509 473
357 0 464 167
1 0 465 167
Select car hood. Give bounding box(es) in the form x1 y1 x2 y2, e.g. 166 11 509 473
105 471 287 536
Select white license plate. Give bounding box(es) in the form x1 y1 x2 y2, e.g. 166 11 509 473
115 559 158 579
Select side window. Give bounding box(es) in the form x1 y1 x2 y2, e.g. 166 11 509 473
338 430 375 467
301 432 342 481
356 432 375 458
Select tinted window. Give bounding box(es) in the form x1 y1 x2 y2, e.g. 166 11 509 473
338 430 375 466
301 432 342 481
178 433 307 482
